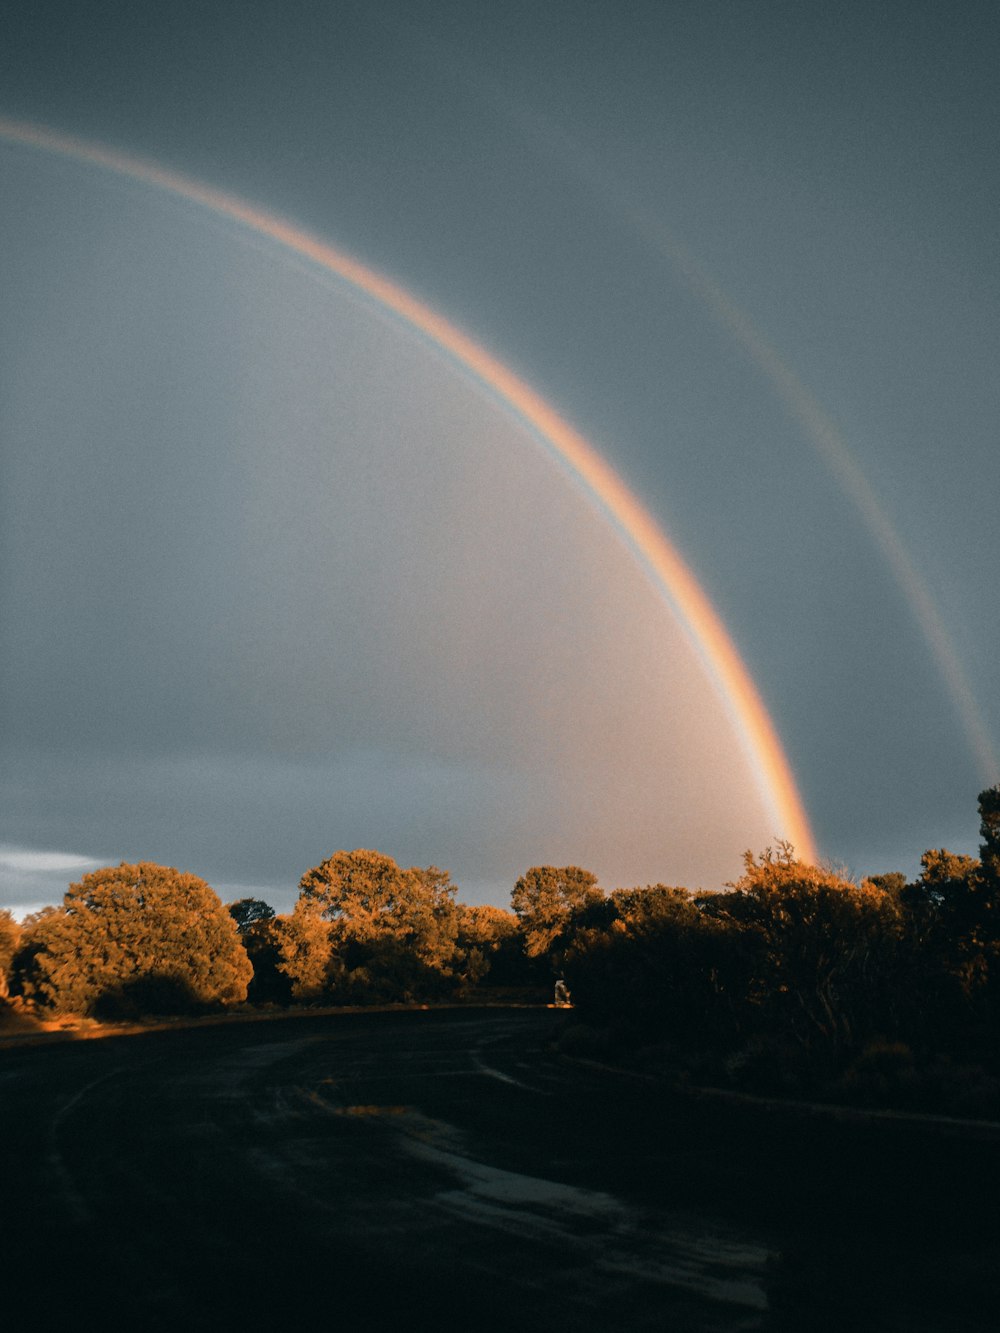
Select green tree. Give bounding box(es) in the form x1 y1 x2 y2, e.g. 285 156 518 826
19 862 252 1016
510 865 603 959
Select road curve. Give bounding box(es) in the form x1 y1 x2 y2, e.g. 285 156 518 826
3 1007 773 1331
3 1007 999 1331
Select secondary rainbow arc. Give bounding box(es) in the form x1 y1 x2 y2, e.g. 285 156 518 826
0 118 819 864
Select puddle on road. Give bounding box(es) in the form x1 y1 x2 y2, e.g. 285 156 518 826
401 1118 771 1315
256 1076 772 1320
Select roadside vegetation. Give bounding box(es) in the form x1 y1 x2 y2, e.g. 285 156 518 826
4 788 1000 1118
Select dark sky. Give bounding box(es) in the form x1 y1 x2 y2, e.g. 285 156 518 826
2 1 998 911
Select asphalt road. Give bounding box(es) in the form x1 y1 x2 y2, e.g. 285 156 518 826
2 1008 998 1331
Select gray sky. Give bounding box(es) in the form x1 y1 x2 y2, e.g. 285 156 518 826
2 1 998 913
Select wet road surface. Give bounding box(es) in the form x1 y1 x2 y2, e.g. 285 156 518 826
2 1007 998 1331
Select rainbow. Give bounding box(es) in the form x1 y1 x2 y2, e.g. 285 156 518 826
640 214 1000 789
0 118 818 862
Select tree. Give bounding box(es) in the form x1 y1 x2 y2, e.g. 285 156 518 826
0 909 20 999
867 872 907 899
227 898 289 1003
455 904 519 954
228 898 276 933
454 904 522 988
704 844 903 1051
19 862 252 1016
564 883 737 1037
510 865 604 959
273 905 336 1002
978 784 1000 889
280 849 465 1001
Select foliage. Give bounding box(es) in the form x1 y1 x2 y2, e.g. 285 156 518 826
6 786 1000 1114
704 844 904 1052
978 784 1000 885
867 872 906 898
228 898 276 933
279 849 466 1002
901 850 985 984
564 884 741 1041
510 865 603 960
0 909 21 998
556 793 1000 1109
273 905 333 1002
454 904 522 988
896 819 1000 1044
228 899 290 1003
17 862 252 1016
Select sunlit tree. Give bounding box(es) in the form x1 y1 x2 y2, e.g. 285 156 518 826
280 849 465 1001
510 865 603 959
19 862 252 1016
274 904 336 1002
455 904 522 988
704 844 903 1050
0 909 20 999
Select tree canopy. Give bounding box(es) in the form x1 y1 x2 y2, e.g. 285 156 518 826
279 849 466 1001
979 785 1000 885
510 864 604 958
228 898 276 934
19 862 252 1016
0 909 20 998
5 787 1000 1117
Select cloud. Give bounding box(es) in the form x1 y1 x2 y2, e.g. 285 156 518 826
0 845 104 874
0 843 105 916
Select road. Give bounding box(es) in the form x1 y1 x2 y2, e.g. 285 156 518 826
1 1008 998 1330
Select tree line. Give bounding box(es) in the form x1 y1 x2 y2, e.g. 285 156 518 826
3 788 1000 1113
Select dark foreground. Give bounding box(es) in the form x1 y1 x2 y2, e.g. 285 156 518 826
1 1008 998 1331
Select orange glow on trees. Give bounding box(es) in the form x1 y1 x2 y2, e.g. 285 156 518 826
0 909 20 999
511 865 604 960
17 862 252 1016
278 849 467 1002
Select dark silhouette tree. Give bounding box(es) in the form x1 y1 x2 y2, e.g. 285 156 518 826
565 884 739 1039
867 872 907 898
18 862 252 1016
978 784 1000 885
228 898 276 933
895 848 987 1045
227 898 289 1004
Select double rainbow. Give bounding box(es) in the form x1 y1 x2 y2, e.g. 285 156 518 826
0 118 818 862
